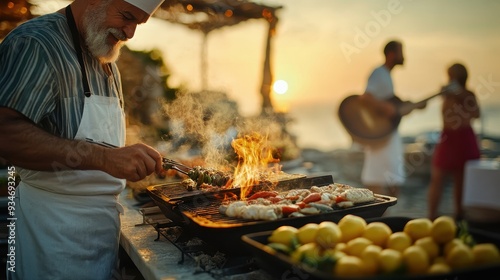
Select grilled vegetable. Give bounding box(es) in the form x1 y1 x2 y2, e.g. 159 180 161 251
303 193 321 204
282 205 300 216
187 166 231 188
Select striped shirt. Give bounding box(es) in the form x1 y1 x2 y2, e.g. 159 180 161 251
0 12 123 139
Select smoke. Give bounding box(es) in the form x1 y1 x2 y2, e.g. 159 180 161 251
162 90 299 169
162 90 239 169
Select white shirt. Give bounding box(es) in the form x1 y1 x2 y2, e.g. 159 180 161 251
366 65 394 100
361 65 406 186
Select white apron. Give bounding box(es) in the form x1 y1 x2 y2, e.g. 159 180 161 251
9 94 126 280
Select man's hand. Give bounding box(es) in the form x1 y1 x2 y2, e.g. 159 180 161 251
101 143 163 182
0 108 164 182
398 100 427 116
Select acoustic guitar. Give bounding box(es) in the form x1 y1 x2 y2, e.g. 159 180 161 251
337 82 461 147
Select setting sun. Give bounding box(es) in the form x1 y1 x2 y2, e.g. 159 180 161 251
273 80 288 94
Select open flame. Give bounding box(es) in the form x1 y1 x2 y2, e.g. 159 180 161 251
215 192 238 202
230 132 280 199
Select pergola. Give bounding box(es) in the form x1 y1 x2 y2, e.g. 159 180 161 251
156 0 283 114
0 0 283 113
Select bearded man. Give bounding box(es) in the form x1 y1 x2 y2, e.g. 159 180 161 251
0 0 165 279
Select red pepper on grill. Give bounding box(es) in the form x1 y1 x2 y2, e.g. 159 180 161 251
335 195 348 203
282 205 300 216
285 195 300 201
247 191 279 200
302 193 321 204
296 201 306 209
268 197 282 204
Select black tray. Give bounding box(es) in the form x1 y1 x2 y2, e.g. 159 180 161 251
241 216 500 280
147 175 397 227
147 176 397 254
146 173 312 223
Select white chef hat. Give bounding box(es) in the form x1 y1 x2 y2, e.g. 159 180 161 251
124 0 165 15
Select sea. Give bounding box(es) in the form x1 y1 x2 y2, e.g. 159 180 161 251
287 101 500 152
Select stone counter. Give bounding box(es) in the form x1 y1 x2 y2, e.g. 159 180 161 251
119 188 216 280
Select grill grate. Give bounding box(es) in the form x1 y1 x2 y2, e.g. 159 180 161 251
151 173 308 203
137 206 261 278
180 200 245 224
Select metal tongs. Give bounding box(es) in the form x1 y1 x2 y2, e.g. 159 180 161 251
85 138 192 175
162 158 192 175
85 138 119 148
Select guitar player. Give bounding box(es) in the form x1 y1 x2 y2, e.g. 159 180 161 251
358 40 426 200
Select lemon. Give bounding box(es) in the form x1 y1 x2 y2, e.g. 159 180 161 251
362 221 392 247
404 218 432 242
268 225 298 247
472 243 500 265
361 245 382 275
335 242 347 253
290 242 322 264
403 245 430 274
378 248 403 273
414 236 440 260
428 262 451 274
345 237 373 257
321 248 345 272
323 248 346 261
444 238 465 257
362 244 383 259
267 243 293 254
315 221 342 249
386 232 412 252
446 244 474 269
431 216 457 244
360 258 378 276
333 255 366 277
432 256 447 265
296 223 319 245
316 248 346 273
338 214 367 242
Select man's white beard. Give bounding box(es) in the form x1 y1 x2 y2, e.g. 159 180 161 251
83 5 126 63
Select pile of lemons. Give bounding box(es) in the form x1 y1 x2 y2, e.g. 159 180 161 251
266 215 500 277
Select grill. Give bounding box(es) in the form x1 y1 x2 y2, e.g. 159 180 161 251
147 175 397 254
152 172 307 202
136 206 262 278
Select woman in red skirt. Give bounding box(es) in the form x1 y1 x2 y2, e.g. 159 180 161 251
428 63 481 220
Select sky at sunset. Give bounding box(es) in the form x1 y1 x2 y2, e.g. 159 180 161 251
126 0 500 150
37 0 500 150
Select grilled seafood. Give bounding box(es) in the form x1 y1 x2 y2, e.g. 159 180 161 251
219 183 375 221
